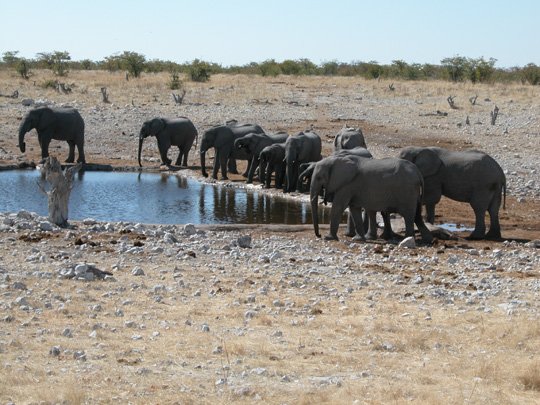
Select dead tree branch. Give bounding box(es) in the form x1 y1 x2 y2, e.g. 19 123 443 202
469 95 478 105
100 87 110 103
490 106 499 125
388 83 395 91
40 157 82 227
172 90 187 105
447 96 458 109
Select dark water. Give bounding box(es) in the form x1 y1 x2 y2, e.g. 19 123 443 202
0 170 327 225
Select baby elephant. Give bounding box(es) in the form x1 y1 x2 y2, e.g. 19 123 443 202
259 143 286 189
138 117 198 167
310 155 432 243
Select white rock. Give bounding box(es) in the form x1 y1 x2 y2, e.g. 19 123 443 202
398 237 416 248
131 267 145 276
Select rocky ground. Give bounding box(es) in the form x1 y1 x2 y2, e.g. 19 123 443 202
0 71 539 404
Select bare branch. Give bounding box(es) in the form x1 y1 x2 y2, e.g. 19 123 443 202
490 105 499 125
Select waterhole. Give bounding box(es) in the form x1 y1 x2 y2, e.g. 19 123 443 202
0 170 328 225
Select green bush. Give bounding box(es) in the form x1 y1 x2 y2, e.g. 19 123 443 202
16 59 30 79
188 59 211 82
521 63 540 85
169 71 183 90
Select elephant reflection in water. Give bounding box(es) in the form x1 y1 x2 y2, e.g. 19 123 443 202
199 185 237 222
153 173 189 189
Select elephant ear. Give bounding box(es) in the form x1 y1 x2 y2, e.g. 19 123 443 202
413 149 442 178
327 156 358 193
150 118 166 134
35 107 54 130
214 127 233 148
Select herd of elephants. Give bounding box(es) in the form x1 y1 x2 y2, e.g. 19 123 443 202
17 105 507 243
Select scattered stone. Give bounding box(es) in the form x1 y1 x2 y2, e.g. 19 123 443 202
131 267 145 276
183 224 196 236
49 346 61 356
398 237 416 249
201 323 210 332
237 235 252 248
62 328 73 338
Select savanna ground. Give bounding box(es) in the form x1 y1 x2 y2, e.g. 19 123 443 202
0 70 539 404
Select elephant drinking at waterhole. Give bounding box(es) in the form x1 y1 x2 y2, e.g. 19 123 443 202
138 117 198 167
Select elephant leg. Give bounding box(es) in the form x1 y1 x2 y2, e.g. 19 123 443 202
403 212 416 239
414 202 433 243
66 140 75 163
344 211 356 237
247 157 259 183
174 147 184 166
277 166 285 190
425 203 436 224
212 150 221 179
365 211 379 240
380 212 400 240
40 137 51 162
468 198 488 239
350 207 366 241
182 151 188 166
265 163 273 188
228 158 239 174
219 152 230 180
325 198 348 241
159 146 172 166
76 141 85 164
242 157 253 178
485 192 502 239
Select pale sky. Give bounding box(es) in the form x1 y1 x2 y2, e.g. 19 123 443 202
1 0 538 67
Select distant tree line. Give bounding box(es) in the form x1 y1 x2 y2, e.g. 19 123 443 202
2 50 540 85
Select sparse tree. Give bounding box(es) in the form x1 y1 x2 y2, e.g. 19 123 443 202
188 59 211 82
119 51 146 78
36 51 71 76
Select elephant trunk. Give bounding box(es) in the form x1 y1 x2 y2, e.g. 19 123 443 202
137 136 144 167
310 180 322 238
18 125 27 153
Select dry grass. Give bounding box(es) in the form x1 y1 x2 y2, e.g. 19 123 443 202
1 69 540 404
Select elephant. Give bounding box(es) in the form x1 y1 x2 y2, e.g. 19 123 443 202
284 130 322 193
333 126 367 152
138 117 198 167
200 121 264 180
18 106 85 163
298 147 373 193
234 131 289 183
398 146 506 240
258 143 287 189
310 154 433 243
299 147 397 240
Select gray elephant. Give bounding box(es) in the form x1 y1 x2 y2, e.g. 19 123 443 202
200 121 264 180
334 126 367 152
310 154 432 243
299 147 396 240
298 147 373 193
259 143 287 189
234 131 289 183
284 130 322 193
138 117 198 167
19 106 85 163
398 146 506 239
